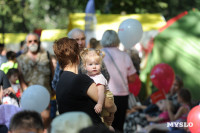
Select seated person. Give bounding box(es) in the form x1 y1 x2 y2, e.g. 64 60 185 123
167 75 184 114
146 99 170 123
144 89 192 133
127 75 184 117
0 70 16 105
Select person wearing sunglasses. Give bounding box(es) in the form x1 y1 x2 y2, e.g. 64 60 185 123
16 33 54 130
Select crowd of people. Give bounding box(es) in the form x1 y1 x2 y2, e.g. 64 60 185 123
0 28 197 133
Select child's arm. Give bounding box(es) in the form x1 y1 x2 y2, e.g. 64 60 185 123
168 105 185 121
94 84 105 114
167 100 185 121
146 115 164 122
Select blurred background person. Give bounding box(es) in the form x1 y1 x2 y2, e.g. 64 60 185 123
8 110 45 133
0 51 18 74
101 30 137 132
17 33 54 129
16 40 26 57
87 38 102 50
0 43 7 67
7 68 22 98
52 28 110 91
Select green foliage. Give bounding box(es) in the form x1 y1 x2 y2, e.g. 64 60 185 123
0 0 199 33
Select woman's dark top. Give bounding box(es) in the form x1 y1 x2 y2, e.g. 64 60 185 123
56 71 102 125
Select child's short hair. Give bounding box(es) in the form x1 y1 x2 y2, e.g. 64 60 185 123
9 110 44 131
80 48 104 68
7 68 19 78
178 88 191 103
6 51 16 61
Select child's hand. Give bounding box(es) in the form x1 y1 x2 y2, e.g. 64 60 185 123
166 100 172 110
94 103 102 114
145 115 151 121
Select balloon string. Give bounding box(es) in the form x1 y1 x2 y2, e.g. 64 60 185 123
161 88 167 99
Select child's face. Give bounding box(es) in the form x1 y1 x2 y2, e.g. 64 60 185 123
156 99 167 111
9 73 18 84
177 94 183 103
85 58 101 76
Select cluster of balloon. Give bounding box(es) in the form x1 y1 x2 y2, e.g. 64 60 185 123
128 74 141 96
20 85 50 113
118 18 143 49
150 63 175 94
187 105 200 133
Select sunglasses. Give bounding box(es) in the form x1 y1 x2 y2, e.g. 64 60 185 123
28 40 38 43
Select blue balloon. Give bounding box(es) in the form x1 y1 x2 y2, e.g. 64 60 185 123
20 85 50 113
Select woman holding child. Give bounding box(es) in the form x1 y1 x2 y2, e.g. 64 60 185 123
53 37 117 127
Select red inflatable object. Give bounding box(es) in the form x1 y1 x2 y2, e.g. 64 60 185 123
128 74 141 96
187 105 200 133
150 63 175 94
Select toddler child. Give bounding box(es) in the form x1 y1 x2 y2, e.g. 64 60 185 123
146 99 170 123
80 48 114 129
7 68 22 98
1 68 20 107
144 89 191 133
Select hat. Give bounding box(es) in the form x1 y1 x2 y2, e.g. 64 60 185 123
51 111 93 133
150 90 166 104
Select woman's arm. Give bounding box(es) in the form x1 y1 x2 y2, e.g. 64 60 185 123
87 83 117 113
127 73 137 83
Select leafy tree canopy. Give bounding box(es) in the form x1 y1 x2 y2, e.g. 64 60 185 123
0 0 199 33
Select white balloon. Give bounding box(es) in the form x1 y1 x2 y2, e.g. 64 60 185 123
20 85 50 113
118 19 143 49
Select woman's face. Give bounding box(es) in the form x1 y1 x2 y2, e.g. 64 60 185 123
170 80 180 95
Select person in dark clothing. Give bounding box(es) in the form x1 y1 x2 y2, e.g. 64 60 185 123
0 70 16 133
51 28 110 91
53 37 116 127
